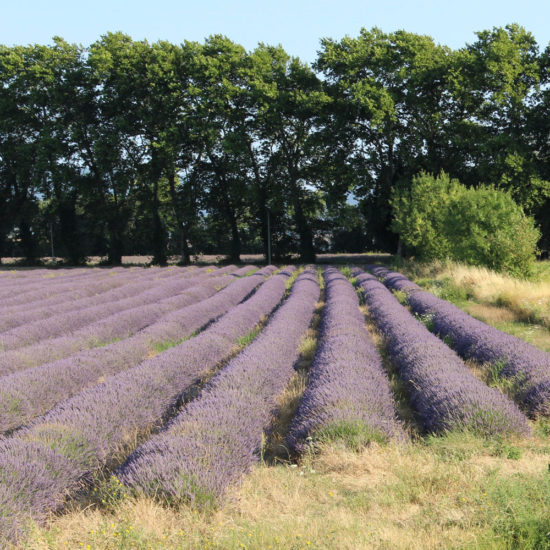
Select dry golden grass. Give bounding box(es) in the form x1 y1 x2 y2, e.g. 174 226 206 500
435 262 550 327
464 303 517 324
22 431 550 550
263 298 325 463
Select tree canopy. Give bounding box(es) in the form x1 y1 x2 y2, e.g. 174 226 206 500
0 26 548 265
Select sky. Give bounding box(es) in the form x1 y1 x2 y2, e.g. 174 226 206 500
2 0 549 62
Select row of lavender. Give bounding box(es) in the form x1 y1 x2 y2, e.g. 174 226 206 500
0 266 292 542
370 266 550 416
118 269 320 503
0 266 269 434
0 265 182 311
0 267 140 308
288 268 403 450
0 266 246 376
0 267 235 350
0 264 538 543
0 265 201 331
353 269 529 435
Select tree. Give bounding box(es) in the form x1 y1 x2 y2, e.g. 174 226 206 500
392 171 539 276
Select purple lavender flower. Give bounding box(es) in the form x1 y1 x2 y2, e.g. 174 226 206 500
0 267 275 433
288 268 403 451
0 267 239 350
0 266 246 375
0 266 210 332
354 269 530 436
0 266 289 543
117 269 319 504
370 266 550 416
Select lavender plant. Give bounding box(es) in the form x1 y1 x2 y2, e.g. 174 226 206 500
0 265 207 332
371 266 550 416
0 267 245 350
354 269 530 436
0 266 290 543
0 267 276 432
117 269 319 505
288 268 403 451
0 267 130 308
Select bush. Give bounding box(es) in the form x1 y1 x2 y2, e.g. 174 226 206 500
392 172 540 277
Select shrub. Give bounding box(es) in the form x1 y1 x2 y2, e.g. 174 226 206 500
391 171 540 277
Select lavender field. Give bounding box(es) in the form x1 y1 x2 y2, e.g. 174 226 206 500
0 264 548 549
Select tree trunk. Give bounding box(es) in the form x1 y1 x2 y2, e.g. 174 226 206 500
246 141 269 262
212 164 241 264
19 219 38 265
167 167 191 265
58 198 85 265
293 197 316 263
107 219 123 265
150 149 168 266
151 182 167 266
226 202 241 263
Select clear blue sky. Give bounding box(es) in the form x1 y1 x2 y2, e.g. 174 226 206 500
2 0 549 62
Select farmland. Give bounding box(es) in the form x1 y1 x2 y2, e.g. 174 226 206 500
0 260 549 549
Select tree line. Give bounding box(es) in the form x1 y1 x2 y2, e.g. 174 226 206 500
1 24 549 265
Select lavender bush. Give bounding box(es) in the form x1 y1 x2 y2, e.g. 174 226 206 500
354 269 530 436
0 266 251 375
0 265 204 332
0 267 274 432
0 268 130 308
117 269 319 505
0 266 241 350
0 266 290 543
288 268 403 451
371 266 550 416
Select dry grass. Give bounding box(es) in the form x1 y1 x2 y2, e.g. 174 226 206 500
464 303 517 324
263 297 325 464
360 305 421 438
22 431 550 550
462 304 550 353
410 261 550 328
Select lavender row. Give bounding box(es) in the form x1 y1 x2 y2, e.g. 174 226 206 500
118 269 319 504
0 266 203 331
0 266 275 433
0 266 236 350
0 266 290 543
0 266 246 378
371 266 550 416
288 268 403 451
354 269 530 436
0 268 237 370
0 267 130 307
0 265 187 312
0 267 117 295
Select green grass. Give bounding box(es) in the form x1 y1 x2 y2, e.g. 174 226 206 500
151 335 191 354
311 420 388 452
236 326 262 348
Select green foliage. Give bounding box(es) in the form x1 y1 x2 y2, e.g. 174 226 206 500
1 25 550 264
392 172 540 277
391 172 460 259
91 474 129 512
446 186 540 277
236 326 261 348
481 475 550 549
152 336 190 354
311 420 387 452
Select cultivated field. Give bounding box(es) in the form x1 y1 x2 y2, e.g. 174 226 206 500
0 261 549 549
